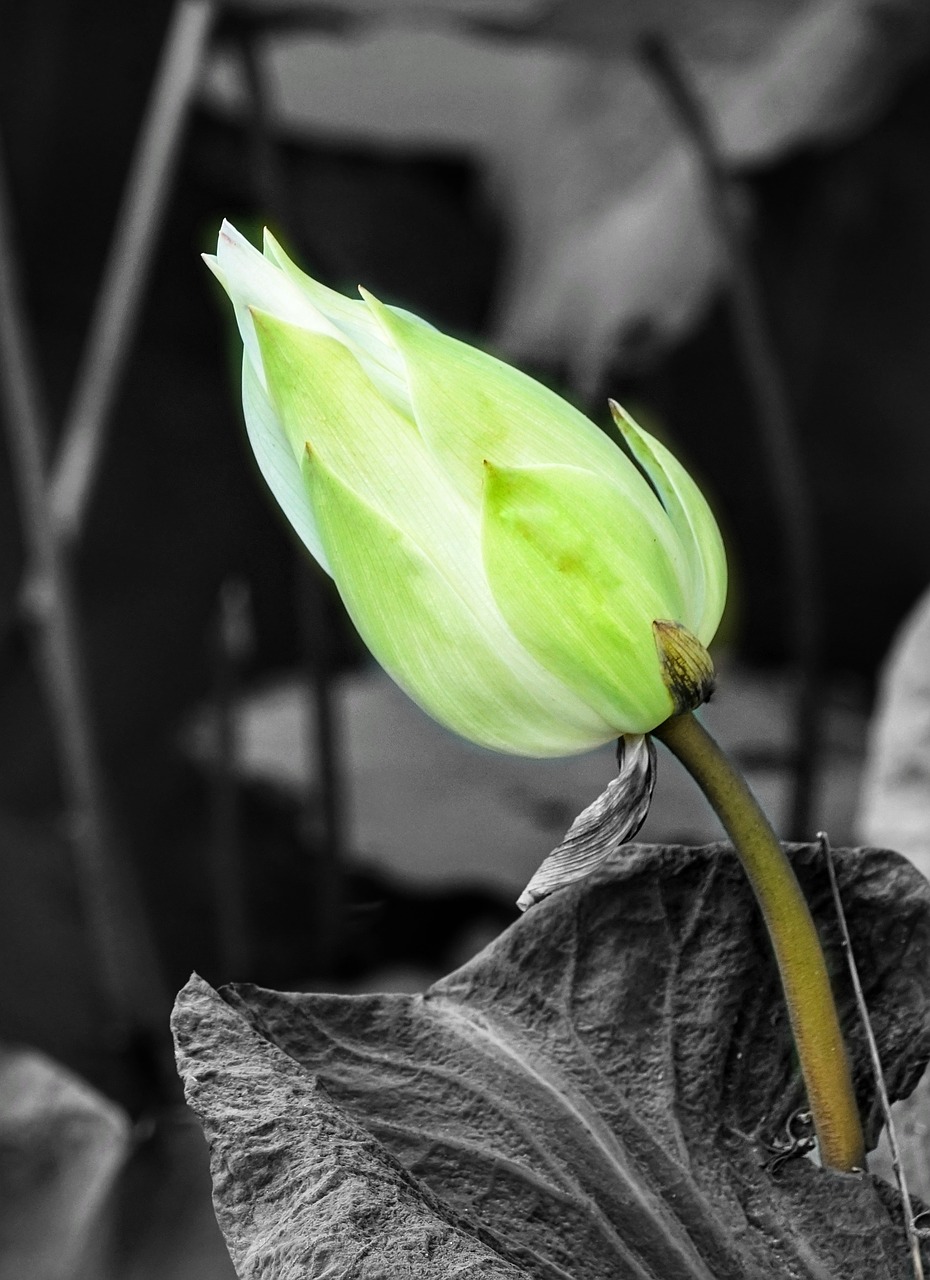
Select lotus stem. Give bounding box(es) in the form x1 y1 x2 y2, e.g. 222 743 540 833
652 711 864 1172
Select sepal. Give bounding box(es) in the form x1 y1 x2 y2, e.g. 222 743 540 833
653 620 716 715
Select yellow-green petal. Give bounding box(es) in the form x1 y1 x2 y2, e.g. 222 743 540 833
208 223 343 387
304 451 618 756
262 229 413 413
482 462 687 733
610 401 727 644
250 310 429 527
254 309 602 737
361 289 667 528
240 356 331 573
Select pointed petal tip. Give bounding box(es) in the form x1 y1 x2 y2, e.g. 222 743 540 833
202 254 230 294
607 397 624 421
357 285 391 325
608 400 646 452
215 221 274 280
217 218 249 252
262 226 291 263
246 303 272 328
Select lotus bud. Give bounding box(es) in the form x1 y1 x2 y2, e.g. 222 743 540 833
204 221 727 760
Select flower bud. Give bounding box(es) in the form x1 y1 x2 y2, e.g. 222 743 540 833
205 222 727 757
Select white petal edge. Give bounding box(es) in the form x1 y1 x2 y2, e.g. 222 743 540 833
241 357 331 574
208 222 347 390
260 227 413 414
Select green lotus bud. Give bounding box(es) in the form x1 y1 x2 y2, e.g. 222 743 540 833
205 221 727 757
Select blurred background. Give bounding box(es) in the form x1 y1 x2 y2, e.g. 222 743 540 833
2 0 930 1275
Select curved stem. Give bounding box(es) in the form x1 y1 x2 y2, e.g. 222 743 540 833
652 711 864 1172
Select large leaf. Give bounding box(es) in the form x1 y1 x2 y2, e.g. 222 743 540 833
173 842 930 1278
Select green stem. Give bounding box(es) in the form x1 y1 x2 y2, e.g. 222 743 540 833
652 711 864 1172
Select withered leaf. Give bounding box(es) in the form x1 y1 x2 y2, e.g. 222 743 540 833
173 842 930 1278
